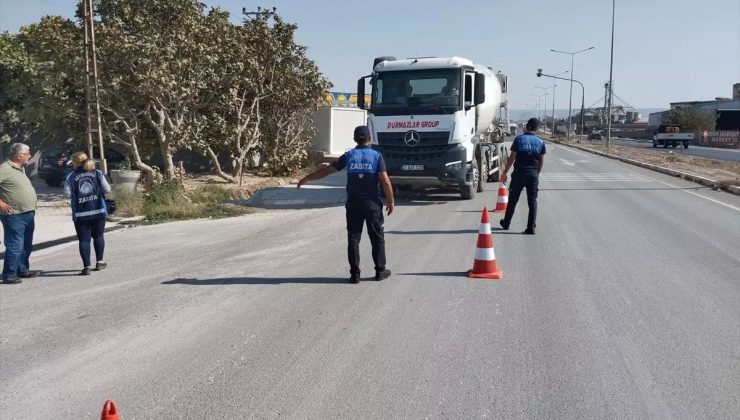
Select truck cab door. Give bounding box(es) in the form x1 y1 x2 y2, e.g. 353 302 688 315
464 72 478 140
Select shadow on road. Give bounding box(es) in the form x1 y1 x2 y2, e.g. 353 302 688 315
399 272 467 277
386 229 477 235
38 270 83 277
163 276 363 285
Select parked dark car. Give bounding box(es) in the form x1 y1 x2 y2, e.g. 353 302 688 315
588 132 602 141
37 144 127 187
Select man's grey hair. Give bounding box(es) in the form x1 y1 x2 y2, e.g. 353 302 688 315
9 143 30 158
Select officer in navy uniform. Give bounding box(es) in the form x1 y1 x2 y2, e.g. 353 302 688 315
298 125 394 283
499 118 546 234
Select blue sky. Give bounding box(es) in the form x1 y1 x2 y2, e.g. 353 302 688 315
1 0 738 110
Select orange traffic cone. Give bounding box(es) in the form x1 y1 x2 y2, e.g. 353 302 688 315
467 207 503 279
101 400 120 420
494 183 508 213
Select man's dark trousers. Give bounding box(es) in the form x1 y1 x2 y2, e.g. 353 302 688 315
503 169 540 229
345 199 386 276
1 211 35 279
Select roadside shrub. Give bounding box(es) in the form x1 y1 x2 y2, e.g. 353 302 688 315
110 185 144 217
141 181 251 223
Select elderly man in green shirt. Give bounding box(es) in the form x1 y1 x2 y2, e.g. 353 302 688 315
0 143 41 284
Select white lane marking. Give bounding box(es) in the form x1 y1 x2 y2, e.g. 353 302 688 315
559 158 576 167
647 178 740 212
550 144 740 212
542 173 650 182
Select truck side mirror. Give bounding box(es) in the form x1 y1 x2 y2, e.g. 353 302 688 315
357 78 366 109
474 73 486 105
464 74 473 108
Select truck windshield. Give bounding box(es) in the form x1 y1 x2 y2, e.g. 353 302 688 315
372 69 461 116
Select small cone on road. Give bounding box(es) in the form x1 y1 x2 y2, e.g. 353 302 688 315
467 207 503 279
494 183 508 213
101 400 120 420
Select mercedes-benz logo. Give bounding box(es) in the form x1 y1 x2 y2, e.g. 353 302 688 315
404 130 421 147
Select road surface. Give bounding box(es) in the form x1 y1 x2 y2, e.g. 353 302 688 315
2 143 739 419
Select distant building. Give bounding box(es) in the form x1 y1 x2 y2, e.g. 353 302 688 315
648 83 740 127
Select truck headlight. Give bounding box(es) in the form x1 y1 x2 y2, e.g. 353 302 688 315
445 160 463 172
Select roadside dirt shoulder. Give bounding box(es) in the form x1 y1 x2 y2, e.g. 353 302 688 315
546 137 740 189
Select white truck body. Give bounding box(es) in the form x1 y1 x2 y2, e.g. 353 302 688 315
357 56 509 199
309 106 367 162
652 124 693 149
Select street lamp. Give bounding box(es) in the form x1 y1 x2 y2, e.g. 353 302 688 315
550 46 594 140
534 86 551 132
530 93 547 130
536 68 586 142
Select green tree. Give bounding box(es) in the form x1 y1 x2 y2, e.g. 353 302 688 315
665 108 715 132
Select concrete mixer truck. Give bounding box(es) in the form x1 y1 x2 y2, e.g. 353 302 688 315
357 56 509 199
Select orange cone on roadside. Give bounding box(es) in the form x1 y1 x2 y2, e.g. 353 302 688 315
101 400 120 420
494 183 508 212
467 207 503 279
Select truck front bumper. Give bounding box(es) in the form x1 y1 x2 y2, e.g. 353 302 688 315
375 144 470 188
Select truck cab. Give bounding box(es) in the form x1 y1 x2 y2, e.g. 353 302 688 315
357 56 508 199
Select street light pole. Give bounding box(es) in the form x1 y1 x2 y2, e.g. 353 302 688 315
606 0 616 153
535 86 553 133
551 46 594 141
536 69 586 142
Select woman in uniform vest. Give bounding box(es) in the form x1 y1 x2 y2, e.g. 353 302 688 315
64 152 112 275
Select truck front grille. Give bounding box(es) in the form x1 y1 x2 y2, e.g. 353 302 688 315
376 131 450 147
376 131 451 160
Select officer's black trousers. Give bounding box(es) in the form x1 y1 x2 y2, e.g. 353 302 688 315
503 169 540 229
345 199 386 276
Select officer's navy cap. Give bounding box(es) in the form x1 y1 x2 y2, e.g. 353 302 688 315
354 125 371 140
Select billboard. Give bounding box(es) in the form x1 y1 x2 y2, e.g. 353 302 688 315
324 92 371 107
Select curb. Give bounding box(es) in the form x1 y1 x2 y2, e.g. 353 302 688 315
0 225 126 259
549 140 739 196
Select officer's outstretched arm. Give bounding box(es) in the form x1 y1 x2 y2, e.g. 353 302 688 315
379 172 394 215
297 165 337 188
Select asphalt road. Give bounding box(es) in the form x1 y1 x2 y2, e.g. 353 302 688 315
2 143 739 419
609 137 740 163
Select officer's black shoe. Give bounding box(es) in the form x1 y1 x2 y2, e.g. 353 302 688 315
2 276 22 284
499 219 510 230
523 227 536 235
375 269 391 281
349 274 360 284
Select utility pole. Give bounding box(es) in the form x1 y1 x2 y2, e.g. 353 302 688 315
603 82 609 125
243 6 277 19
83 0 106 173
606 0 616 153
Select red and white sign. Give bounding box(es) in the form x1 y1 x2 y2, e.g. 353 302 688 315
387 120 441 130
701 130 740 148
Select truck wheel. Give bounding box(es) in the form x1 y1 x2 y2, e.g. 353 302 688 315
461 159 477 200
683 142 689 149
477 159 487 192
671 143 677 148
489 164 500 182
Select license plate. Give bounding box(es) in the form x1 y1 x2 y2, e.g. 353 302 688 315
41 164 53 169
401 165 424 171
